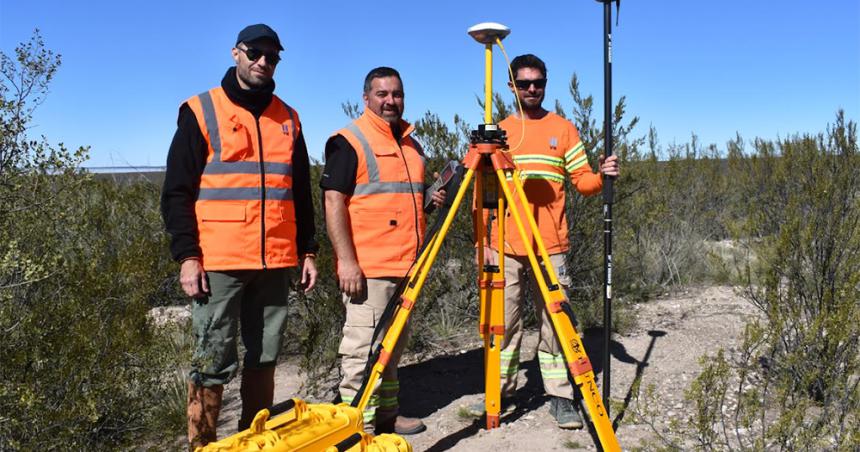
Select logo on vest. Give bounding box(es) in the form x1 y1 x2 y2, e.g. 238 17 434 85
282 124 291 135
549 137 558 150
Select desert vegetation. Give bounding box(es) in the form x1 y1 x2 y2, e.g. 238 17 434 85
1 31 857 450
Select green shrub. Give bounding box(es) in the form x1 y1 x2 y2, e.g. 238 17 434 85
653 113 860 451
0 31 186 450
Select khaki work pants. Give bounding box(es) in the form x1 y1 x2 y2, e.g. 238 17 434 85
497 252 576 399
338 278 409 426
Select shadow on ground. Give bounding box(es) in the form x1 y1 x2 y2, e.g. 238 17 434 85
394 327 668 450
398 347 550 451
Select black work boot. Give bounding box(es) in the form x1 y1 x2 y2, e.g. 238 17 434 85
237 366 275 431
551 396 583 429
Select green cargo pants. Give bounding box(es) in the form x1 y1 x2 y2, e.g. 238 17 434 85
189 268 293 387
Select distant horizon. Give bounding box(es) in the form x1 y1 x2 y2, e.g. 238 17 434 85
85 165 166 172
79 105 856 171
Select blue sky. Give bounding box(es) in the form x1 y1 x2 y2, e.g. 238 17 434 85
2 0 858 167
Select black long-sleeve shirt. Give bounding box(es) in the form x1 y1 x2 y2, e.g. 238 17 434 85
161 67 318 263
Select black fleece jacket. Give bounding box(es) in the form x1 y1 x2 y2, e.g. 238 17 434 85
160 67 318 263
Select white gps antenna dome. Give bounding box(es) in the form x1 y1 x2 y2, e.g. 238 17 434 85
467 22 511 44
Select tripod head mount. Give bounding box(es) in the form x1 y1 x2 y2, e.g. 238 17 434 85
471 124 507 146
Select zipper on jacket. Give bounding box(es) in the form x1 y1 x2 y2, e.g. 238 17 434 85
256 117 267 269
396 137 421 262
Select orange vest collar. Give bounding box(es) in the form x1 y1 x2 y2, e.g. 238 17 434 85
359 109 415 139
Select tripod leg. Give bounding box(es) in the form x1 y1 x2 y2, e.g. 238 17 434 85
480 178 505 429
494 168 620 452
476 170 489 343
354 167 478 415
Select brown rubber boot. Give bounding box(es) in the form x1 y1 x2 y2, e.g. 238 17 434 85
187 382 224 450
237 366 276 431
376 415 426 435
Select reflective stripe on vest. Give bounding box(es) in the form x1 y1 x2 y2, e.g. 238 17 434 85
199 91 223 161
198 187 294 201
197 91 293 180
345 123 420 196
203 161 292 176
353 181 422 195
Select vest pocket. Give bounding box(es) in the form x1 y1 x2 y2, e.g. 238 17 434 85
352 208 403 265
198 201 246 222
371 146 398 157
220 119 253 161
353 208 399 231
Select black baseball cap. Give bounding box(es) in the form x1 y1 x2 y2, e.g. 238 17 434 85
236 24 283 50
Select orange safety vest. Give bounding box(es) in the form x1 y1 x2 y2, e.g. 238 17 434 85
185 87 300 271
336 110 426 278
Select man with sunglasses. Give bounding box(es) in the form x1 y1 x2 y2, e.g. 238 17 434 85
161 24 318 449
468 54 620 429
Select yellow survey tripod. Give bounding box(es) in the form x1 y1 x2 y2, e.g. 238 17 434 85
351 23 620 452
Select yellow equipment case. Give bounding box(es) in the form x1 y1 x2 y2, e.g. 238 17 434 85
198 399 411 452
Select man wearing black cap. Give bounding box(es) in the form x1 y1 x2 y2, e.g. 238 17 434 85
161 23 318 449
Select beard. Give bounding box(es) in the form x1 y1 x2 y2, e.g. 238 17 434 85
237 65 271 89
520 94 544 111
381 108 402 124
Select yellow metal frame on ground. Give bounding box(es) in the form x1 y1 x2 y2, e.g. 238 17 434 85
198 399 411 452
354 38 621 452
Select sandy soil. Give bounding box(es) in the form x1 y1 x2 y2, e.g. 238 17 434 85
208 285 757 451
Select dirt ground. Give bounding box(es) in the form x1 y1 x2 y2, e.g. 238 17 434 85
210 285 757 451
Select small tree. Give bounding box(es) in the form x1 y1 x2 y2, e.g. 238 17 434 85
0 30 185 450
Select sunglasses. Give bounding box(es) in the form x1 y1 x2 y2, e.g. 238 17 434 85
238 46 281 65
514 78 547 90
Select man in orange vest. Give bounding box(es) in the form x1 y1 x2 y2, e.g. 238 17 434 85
321 67 442 435
161 24 318 449
467 54 620 429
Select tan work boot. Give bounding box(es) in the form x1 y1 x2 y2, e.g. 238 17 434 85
237 366 276 431
376 415 426 435
187 382 224 450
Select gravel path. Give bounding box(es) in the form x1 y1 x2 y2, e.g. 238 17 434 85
211 285 756 451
